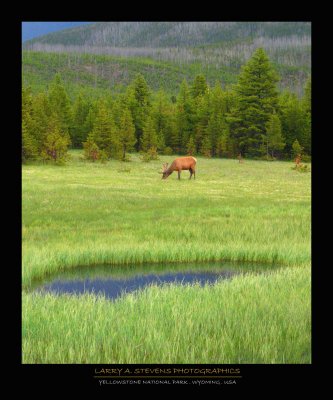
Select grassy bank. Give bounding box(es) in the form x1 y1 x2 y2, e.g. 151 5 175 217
22 265 311 363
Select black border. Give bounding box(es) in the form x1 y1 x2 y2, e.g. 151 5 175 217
15 15 319 390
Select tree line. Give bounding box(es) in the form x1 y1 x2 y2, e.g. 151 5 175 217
22 47 311 164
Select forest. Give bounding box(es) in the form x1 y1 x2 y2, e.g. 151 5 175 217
22 47 311 164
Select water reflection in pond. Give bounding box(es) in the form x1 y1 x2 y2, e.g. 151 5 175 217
30 262 280 301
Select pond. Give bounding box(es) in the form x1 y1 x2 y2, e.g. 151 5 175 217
28 261 281 301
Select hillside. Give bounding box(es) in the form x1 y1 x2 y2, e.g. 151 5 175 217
23 22 310 48
22 22 311 97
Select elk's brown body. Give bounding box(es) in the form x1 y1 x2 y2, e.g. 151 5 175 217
161 156 197 180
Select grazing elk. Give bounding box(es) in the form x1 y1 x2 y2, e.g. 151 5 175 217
160 156 197 180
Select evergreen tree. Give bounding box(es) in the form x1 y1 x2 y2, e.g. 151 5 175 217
126 74 151 150
302 75 311 155
83 138 100 162
117 107 136 160
200 135 212 157
191 74 208 99
48 73 72 136
265 113 285 158
228 48 280 157
151 89 173 152
88 100 119 158
292 139 303 158
175 80 195 153
279 90 307 157
71 93 91 148
31 92 52 154
194 92 211 154
140 115 159 152
22 116 38 162
186 136 196 155
41 114 71 163
22 86 38 162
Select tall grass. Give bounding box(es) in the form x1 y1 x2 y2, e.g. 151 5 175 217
22 266 311 363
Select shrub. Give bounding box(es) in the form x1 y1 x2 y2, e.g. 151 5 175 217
140 146 159 162
163 146 173 155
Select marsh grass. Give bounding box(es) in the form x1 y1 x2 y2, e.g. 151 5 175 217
22 266 311 364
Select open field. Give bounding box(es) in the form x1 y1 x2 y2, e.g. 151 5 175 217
22 152 311 363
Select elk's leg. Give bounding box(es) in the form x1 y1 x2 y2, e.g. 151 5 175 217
189 168 192 179
178 170 181 180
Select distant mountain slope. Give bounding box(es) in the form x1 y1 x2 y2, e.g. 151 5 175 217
24 21 310 48
22 22 311 97
22 22 93 42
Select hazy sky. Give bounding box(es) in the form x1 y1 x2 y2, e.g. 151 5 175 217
22 22 93 42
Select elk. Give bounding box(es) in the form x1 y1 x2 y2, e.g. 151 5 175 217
160 156 197 180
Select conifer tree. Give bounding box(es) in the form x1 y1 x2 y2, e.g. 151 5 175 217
186 136 196 155
228 48 280 157
194 92 211 154
265 113 285 158
87 100 119 158
175 80 195 153
71 93 91 148
292 139 303 158
22 117 38 162
200 135 212 157
117 107 136 161
279 90 307 157
126 74 151 150
191 74 208 99
302 76 311 155
22 86 38 161
41 114 71 163
48 73 72 136
140 115 158 152
31 92 52 155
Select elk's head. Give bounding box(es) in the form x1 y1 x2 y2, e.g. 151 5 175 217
160 163 169 179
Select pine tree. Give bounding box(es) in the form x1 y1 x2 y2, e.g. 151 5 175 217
117 107 136 161
302 75 311 155
126 74 152 150
186 136 196 155
41 114 71 163
88 100 119 158
83 101 98 140
22 86 38 162
205 82 229 156
48 73 72 136
22 116 38 162
194 92 211 154
175 80 195 153
140 115 158 152
151 90 173 152
265 113 285 158
71 93 91 148
292 139 303 158
83 138 100 162
228 48 280 157
200 135 212 158
30 92 52 155
279 90 307 157
191 74 208 99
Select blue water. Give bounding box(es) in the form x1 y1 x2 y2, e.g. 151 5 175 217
36 270 236 300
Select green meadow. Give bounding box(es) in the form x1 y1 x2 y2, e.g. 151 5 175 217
22 152 311 363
